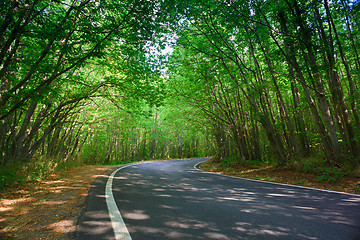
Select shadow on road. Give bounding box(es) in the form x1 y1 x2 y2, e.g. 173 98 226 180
78 159 360 240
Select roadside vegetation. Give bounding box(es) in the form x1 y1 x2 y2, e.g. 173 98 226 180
200 157 360 195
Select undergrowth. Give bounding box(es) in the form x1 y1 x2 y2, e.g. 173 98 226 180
297 158 351 183
218 155 353 183
103 159 135 165
219 156 268 168
0 155 85 190
0 155 144 190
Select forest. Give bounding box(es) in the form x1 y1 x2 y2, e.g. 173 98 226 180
1 0 359 188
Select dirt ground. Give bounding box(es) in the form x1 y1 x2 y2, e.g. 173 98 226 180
200 159 360 195
0 165 113 240
1 159 359 240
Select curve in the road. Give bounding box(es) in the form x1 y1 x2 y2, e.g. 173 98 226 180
193 161 360 197
90 158 360 240
106 164 134 240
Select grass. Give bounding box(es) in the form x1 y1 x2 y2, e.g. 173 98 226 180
254 176 271 181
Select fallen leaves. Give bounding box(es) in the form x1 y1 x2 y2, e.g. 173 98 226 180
200 159 360 195
0 165 113 239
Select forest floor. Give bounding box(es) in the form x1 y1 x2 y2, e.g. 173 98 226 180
0 165 114 240
1 158 360 239
200 158 360 195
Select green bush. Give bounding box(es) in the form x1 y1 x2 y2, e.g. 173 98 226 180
26 155 59 181
315 167 348 183
298 158 349 183
245 159 265 168
0 155 86 190
220 156 240 167
0 165 22 190
351 184 360 192
218 155 268 169
300 160 319 173
56 156 84 171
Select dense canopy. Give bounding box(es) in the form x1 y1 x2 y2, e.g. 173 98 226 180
1 0 359 186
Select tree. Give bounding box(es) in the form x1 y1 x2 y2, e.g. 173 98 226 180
0 0 165 165
166 0 360 166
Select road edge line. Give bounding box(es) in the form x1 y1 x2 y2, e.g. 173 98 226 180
105 165 134 240
194 160 360 197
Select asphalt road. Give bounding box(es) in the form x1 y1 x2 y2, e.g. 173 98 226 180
77 158 360 240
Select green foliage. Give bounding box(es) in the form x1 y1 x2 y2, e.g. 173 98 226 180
254 176 271 181
167 0 360 168
244 159 267 168
0 0 168 167
351 184 360 192
220 156 240 167
0 165 20 190
1 0 360 187
315 167 348 183
220 156 268 169
295 179 307 185
300 159 320 174
78 97 215 164
104 160 135 166
26 156 60 181
298 158 349 183
0 155 86 189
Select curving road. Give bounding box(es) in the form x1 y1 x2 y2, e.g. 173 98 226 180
77 158 360 240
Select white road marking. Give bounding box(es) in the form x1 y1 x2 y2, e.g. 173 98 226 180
105 158 203 239
194 160 360 197
105 165 133 240
106 157 359 240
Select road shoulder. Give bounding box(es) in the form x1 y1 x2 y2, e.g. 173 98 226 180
0 165 114 240
199 158 360 195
